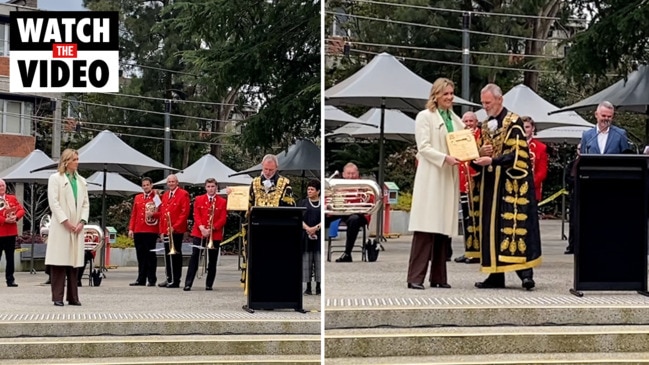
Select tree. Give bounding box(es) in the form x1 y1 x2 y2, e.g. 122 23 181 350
563 0 649 80
163 0 321 152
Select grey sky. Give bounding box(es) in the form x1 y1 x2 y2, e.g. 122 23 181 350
36 0 87 11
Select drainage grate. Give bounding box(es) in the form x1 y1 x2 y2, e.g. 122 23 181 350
326 295 649 308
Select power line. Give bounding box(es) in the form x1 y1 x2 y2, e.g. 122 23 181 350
61 97 234 123
91 92 240 107
346 48 553 73
328 38 563 59
79 125 234 146
326 11 557 42
347 0 586 22
119 62 200 77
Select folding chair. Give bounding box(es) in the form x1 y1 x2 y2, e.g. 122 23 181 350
326 218 368 262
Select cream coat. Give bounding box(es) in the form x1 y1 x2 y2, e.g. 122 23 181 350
408 108 465 236
45 172 90 267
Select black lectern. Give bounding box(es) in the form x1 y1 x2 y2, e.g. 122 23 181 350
572 154 649 297
244 206 306 312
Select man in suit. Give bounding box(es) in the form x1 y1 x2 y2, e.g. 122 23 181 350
0 178 25 287
184 178 227 291
580 101 630 155
522 116 549 203
155 174 190 288
127 177 159 287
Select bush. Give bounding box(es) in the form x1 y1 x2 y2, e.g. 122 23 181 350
111 234 134 249
16 234 45 245
394 192 412 212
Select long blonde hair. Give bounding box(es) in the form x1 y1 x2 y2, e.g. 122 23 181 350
57 149 78 174
426 77 455 112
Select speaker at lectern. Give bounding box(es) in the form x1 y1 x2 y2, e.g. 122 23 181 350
572 154 649 297
245 206 306 312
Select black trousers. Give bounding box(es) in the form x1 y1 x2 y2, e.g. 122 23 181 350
134 232 158 284
0 235 16 283
162 233 184 285
325 214 367 255
185 236 220 288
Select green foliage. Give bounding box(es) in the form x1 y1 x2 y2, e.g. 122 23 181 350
394 192 413 212
106 200 133 235
112 235 135 249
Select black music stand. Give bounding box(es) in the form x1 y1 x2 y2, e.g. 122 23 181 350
571 154 649 297
243 206 306 313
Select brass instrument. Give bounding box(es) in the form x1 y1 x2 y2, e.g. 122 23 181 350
324 171 382 215
166 212 178 255
145 201 158 226
198 199 216 279
39 214 51 237
0 197 5 211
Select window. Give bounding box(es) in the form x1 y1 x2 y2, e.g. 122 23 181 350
0 100 33 135
0 23 9 56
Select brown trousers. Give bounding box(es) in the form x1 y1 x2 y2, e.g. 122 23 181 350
50 265 79 303
407 231 449 285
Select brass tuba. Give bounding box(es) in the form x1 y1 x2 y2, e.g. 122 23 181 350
324 171 382 215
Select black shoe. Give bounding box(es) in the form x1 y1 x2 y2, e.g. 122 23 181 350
475 280 505 289
407 283 425 290
129 282 146 286
44 279 51 285
454 255 467 263
564 248 574 254
53 301 64 306
166 283 180 288
68 301 82 306
464 257 480 264
316 283 321 295
335 253 352 262
183 286 191 291
146 282 156 287
431 283 452 289
522 278 535 290
304 288 312 295
158 282 170 287
7 282 17 287
205 287 213 291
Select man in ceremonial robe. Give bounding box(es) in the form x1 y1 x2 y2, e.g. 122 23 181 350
467 83 542 290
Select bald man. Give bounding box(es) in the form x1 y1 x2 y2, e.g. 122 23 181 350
154 174 190 288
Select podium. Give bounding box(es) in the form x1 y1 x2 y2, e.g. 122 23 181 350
245 206 306 312
572 154 649 296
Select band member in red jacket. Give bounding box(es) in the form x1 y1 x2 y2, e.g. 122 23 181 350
455 112 481 264
128 177 160 287
522 116 548 202
184 178 227 291
0 179 25 287
154 174 190 288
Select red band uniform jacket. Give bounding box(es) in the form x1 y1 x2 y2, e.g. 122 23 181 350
156 188 191 235
191 194 227 241
128 192 160 234
0 194 25 237
528 138 548 202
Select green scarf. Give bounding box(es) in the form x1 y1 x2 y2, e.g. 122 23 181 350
66 172 78 203
440 109 454 133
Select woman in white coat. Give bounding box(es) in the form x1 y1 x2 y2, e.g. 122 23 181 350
46 148 89 306
407 78 464 290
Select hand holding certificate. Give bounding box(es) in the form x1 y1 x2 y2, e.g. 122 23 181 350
226 186 250 211
446 129 480 161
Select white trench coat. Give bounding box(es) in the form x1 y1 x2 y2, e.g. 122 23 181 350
45 172 90 268
408 108 465 236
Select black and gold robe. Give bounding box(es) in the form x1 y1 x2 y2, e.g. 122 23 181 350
465 108 542 273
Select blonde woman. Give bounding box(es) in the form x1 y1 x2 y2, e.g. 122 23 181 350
46 149 89 306
407 78 464 290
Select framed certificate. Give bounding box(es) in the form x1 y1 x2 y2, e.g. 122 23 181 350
226 186 250 211
446 129 480 161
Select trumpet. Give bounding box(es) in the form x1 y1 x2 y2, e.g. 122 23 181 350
198 200 216 279
324 171 382 215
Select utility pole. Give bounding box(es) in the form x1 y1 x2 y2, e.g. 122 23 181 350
164 99 171 177
52 98 61 159
461 12 471 115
